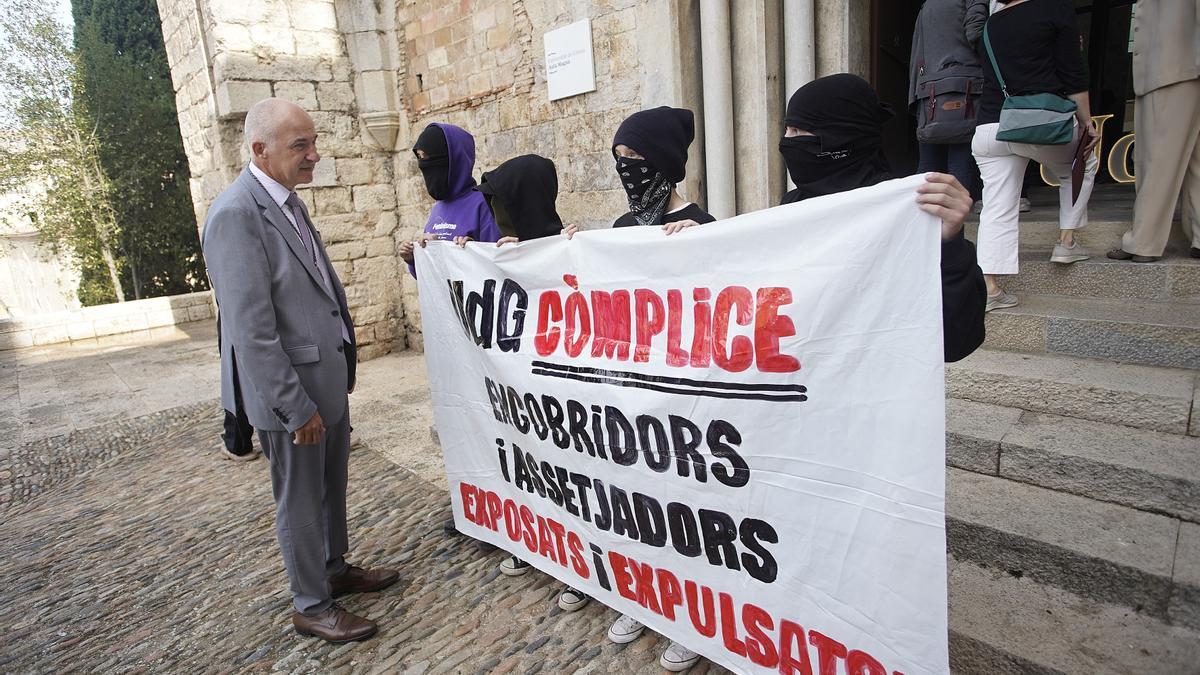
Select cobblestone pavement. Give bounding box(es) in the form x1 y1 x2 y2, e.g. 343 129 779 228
0 400 728 674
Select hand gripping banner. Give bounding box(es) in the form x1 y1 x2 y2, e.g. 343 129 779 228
416 176 949 675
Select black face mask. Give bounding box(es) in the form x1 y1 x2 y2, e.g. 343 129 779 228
418 163 450 201
778 132 887 201
616 157 672 226
413 125 451 201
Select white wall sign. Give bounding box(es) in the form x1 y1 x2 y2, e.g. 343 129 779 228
543 18 596 101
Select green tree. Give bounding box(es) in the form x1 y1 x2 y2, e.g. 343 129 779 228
0 0 127 303
72 0 205 299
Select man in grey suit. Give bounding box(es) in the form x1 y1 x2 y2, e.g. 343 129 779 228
202 98 397 643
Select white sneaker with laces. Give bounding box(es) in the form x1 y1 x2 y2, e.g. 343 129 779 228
557 587 589 612
660 641 701 671
607 614 645 644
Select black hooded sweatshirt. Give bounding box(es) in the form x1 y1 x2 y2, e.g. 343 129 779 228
779 74 986 363
610 107 716 228
476 154 564 241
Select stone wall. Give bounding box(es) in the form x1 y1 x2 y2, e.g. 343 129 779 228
0 291 215 351
156 0 404 360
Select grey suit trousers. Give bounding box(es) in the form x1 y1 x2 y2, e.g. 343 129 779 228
258 407 351 615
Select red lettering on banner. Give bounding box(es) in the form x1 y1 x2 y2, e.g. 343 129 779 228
847 650 887 675
485 491 502 530
713 287 754 372
519 505 537 552
634 289 665 362
719 591 749 657
810 631 848 675
537 514 557 563
779 620 815 675
628 556 663 615
534 291 562 356
744 602 779 668
564 291 591 358
547 518 568 566
685 580 718 638
502 499 521 541
755 287 800 372
609 551 638 603
657 568 683 621
590 290 631 360
567 531 589 579
666 289 688 367
460 482 477 524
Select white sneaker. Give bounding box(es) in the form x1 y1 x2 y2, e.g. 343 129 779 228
498 556 531 576
1019 197 1032 212
660 641 701 671
558 587 589 612
1050 242 1090 264
607 614 645 644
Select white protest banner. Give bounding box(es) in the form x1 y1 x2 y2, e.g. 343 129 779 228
416 176 949 675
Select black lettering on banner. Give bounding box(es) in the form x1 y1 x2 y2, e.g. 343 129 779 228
567 399 597 457
605 406 637 465
541 460 563 506
524 393 549 440
512 444 532 493
637 414 672 472
740 518 780 583
485 378 505 423
633 492 667 546
554 465 578 516
543 395 569 448
667 501 702 557
589 405 606 459
699 508 740 572
609 484 638 540
524 449 546 497
507 386 529 434
496 278 527 353
569 472 593 521
669 415 708 482
590 543 612 591
496 438 510 482
708 419 750 488
593 477 612 530
465 279 496 348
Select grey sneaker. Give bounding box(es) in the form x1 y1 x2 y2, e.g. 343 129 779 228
986 291 1019 312
660 641 701 671
607 614 645 644
1050 242 1090 264
1019 197 1032 213
557 587 589 612
499 556 531 576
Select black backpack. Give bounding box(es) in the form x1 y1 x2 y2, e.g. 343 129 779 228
913 65 984 144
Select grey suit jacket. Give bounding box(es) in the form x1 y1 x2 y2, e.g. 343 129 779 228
202 167 356 433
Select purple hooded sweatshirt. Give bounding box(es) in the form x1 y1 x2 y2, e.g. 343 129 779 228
408 123 500 277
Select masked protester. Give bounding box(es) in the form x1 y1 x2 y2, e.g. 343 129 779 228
477 154 565 243
779 73 986 363
399 123 500 276
612 107 715 233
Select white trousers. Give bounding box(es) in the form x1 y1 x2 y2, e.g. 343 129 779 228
972 121 1099 275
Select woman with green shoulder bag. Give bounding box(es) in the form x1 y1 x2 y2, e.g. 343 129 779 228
971 0 1099 311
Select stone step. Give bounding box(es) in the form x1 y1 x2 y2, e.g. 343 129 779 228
962 216 1159 251
945 467 1196 625
991 251 1200 302
946 399 1200 522
984 294 1200 369
948 558 1200 675
946 349 1199 435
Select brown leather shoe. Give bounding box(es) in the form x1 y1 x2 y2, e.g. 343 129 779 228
330 564 400 596
292 604 377 643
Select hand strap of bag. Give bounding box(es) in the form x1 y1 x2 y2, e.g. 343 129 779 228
982 21 1010 98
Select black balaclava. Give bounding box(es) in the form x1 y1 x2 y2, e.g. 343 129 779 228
778 74 894 204
612 107 695 226
477 155 563 241
413 124 451 201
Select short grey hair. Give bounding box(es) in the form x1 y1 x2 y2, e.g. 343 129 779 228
244 98 302 150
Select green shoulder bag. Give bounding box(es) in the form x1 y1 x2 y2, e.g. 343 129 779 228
982 21 1077 145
